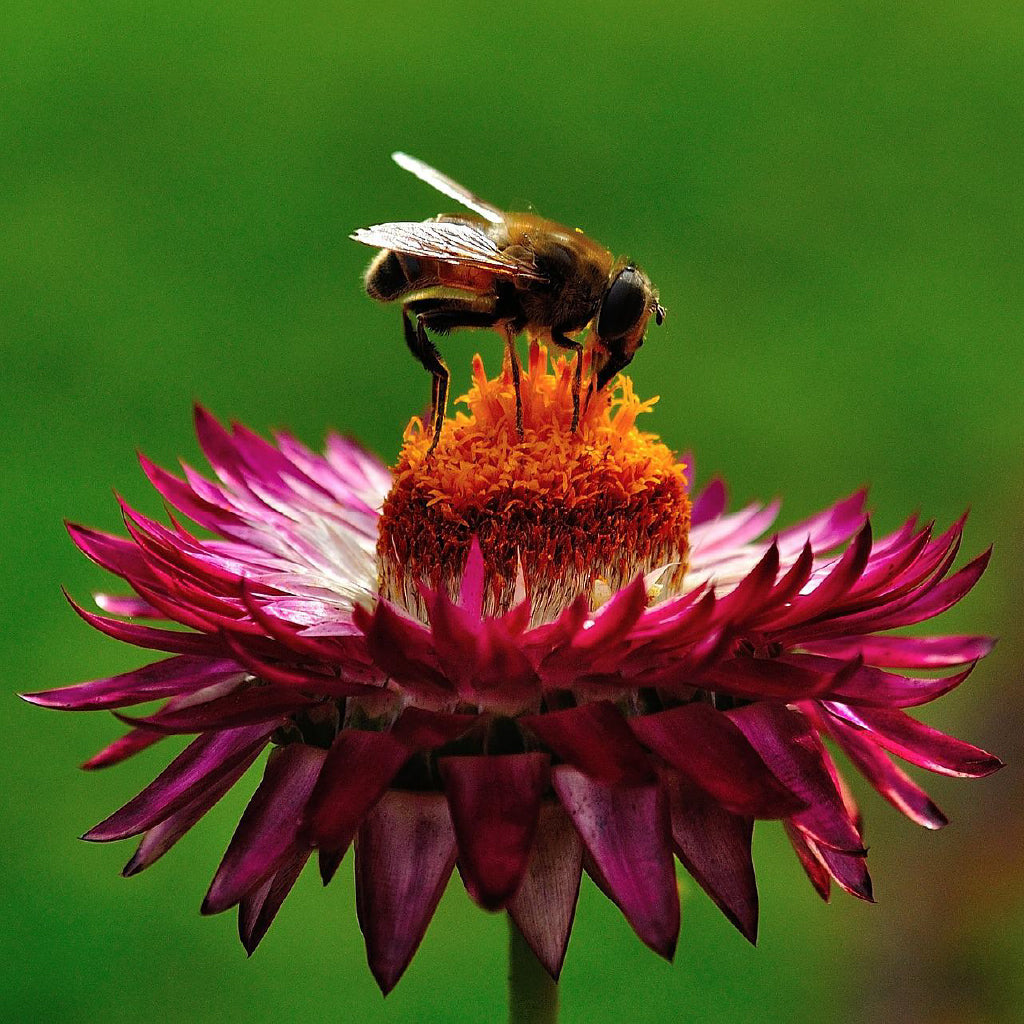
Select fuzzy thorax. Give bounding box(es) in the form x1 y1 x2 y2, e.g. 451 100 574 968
377 343 691 623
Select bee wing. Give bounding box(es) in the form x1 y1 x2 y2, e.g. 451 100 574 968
350 220 545 280
392 152 506 225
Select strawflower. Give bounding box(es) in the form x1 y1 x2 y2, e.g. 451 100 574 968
26 343 1001 1017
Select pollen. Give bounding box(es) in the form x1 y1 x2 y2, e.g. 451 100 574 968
377 343 691 622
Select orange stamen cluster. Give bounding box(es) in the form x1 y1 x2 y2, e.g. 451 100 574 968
377 343 691 622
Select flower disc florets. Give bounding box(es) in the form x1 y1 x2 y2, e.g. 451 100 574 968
379 343 690 623
25 348 1002 996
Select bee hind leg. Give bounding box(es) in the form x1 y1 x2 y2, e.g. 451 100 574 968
402 310 450 454
550 330 584 432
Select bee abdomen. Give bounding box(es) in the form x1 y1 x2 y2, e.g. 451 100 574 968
365 250 424 301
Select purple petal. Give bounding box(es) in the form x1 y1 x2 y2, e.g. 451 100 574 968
507 801 583 980
728 704 864 854
630 704 805 818
81 727 166 770
666 774 758 943
803 634 995 669
303 730 412 857
784 823 831 901
553 766 678 959
690 477 727 526
117 685 310 734
203 744 326 914
238 847 310 955
439 753 550 910
523 702 654 786
22 655 244 711
65 591 225 656
123 755 253 876
823 702 1002 778
458 537 486 618
355 790 457 995
83 724 274 841
822 713 948 829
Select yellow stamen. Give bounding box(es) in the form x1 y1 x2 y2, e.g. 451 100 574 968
378 343 691 622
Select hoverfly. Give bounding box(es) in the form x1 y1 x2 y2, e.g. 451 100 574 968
351 152 665 453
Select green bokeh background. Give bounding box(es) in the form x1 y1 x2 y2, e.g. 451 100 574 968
3 2 1021 1021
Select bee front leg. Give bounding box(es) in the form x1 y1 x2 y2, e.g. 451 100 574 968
503 326 524 438
402 310 450 454
550 330 584 432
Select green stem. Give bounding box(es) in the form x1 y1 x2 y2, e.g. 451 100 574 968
507 916 559 1024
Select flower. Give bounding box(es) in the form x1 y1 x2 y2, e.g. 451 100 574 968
25 343 1001 994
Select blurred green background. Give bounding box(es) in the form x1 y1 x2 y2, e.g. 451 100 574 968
3 1 1021 1021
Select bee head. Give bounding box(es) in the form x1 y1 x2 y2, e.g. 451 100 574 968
593 264 662 390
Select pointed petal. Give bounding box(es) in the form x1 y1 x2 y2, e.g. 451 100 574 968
630 704 805 818
553 766 678 958
804 634 995 669
439 753 550 910
84 724 274 840
81 727 166 770
203 744 325 914
238 848 310 954
823 702 1003 778
22 656 243 711
784 823 831 901
507 801 583 980
123 755 253 876
458 538 486 618
117 685 309 734
522 702 654 786
303 730 412 854
728 704 864 854
823 714 948 829
666 774 758 943
355 790 457 995
690 477 726 526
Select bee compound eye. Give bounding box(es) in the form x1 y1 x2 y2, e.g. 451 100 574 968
597 267 647 340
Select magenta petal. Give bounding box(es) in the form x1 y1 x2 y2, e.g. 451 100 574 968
238 847 311 955
355 790 457 995
804 634 995 669
630 704 805 818
458 537 486 618
507 801 583 980
522 702 654 785
793 827 874 902
22 656 243 711
823 702 1002 778
203 744 326 914
303 730 412 854
123 756 253 876
666 774 758 943
117 686 310 734
784 823 831 901
84 724 274 840
553 766 679 959
728 704 864 854
439 753 550 910
81 727 167 770
64 591 224 656
822 714 948 829
690 476 727 525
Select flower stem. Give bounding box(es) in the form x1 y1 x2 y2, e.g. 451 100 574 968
507 917 559 1024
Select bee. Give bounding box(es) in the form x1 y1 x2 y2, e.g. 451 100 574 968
351 152 665 453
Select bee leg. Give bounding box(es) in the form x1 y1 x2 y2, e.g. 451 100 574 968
503 326 524 438
402 310 449 453
550 330 584 432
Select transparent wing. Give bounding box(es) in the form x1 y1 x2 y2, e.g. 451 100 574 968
392 152 506 225
350 220 545 280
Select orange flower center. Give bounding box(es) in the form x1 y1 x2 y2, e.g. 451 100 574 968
377 343 691 622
